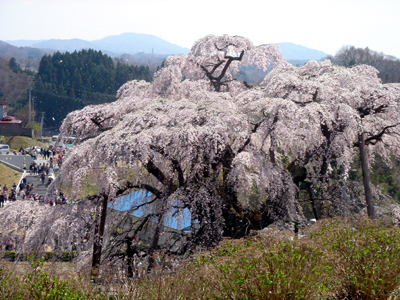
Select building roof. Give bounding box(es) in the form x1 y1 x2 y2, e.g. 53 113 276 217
0 100 10 105
0 115 21 124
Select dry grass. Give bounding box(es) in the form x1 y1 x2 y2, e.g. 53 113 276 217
0 163 21 189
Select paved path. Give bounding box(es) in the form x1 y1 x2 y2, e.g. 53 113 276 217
1 155 60 207
0 154 35 171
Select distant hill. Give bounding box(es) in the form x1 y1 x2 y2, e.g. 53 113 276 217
92 32 190 55
278 42 328 62
30 38 100 53
117 52 168 73
0 41 52 59
6 33 190 56
0 41 53 70
6 39 47 47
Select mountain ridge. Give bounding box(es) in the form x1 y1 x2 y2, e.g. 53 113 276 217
278 42 327 61
5 33 327 61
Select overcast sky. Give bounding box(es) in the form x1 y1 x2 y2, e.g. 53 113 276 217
1 0 399 58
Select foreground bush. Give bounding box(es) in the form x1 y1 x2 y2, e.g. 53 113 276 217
0 257 106 300
1 218 400 299
311 219 400 299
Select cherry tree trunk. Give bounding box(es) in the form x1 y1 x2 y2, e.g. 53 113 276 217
307 183 319 220
91 194 108 280
359 132 375 219
147 202 167 272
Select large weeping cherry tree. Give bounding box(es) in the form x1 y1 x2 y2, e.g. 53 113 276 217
39 40 400 267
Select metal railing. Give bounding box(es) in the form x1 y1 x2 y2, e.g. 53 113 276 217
16 170 27 196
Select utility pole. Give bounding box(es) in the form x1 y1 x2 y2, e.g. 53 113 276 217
28 76 32 126
40 112 45 141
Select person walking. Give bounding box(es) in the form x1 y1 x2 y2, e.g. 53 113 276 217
10 188 16 201
26 183 30 196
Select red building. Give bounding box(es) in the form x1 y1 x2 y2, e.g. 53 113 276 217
0 100 31 137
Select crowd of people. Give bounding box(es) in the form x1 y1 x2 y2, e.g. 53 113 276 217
21 146 64 167
0 145 68 208
0 183 17 207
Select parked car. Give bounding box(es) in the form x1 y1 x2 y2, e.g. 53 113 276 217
24 146 41 152
0 144 10 154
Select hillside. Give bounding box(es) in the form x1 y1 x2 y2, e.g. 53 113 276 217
91 32 190 55
0 163 21 189
0 41 53 70
31 38 99 53
116 52 168 73
0 58 30 105
5 39 47 47
34 49 153 128
278 42 328 61
7 33 190 56
0 135 47 150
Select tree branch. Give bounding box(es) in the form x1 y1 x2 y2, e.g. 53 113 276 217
90 115 113 132
364 123 400 146
356 104 388 118
238 116 266 153
150 145 185 186
217 50 244 81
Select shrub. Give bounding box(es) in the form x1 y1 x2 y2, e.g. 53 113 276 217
0 256 106 300
311 218 400 299
2 251 16 261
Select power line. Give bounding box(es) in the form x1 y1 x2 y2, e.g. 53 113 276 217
33 88 117 101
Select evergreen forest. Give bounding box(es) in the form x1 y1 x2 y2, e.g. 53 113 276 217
33 49 152 129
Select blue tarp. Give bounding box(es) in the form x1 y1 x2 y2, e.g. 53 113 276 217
108 191 191 230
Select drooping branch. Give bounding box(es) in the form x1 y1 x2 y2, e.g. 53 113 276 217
364 123 400 146
142 158 169 186
200 61 225 81
238 116 266 153
115 182 162 199
356 104 388 118
150 145 185 186
90 115 114 132
214 42 238 52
